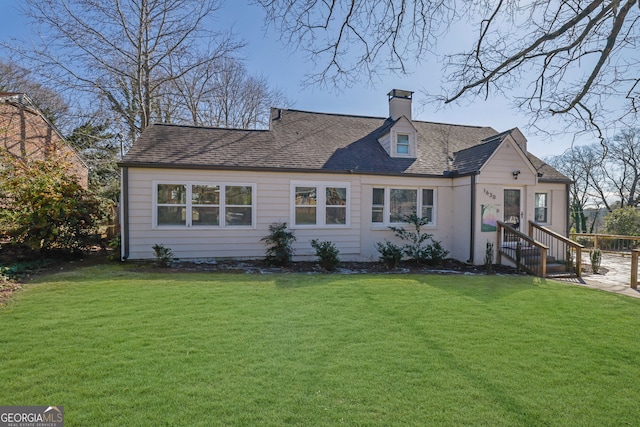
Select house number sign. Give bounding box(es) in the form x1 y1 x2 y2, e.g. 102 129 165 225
483 188 497 199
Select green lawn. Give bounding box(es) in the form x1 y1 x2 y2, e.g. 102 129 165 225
2 265 640 426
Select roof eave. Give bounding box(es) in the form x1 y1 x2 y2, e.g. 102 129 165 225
117 161 461 179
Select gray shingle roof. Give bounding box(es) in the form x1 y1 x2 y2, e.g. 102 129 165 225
453 138 503 175
121 108 569 182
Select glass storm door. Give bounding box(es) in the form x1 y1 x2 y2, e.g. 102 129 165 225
504 189 521 230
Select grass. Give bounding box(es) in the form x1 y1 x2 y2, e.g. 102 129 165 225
1 265 640 426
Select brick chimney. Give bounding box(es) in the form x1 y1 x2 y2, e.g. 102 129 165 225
388 89 413 121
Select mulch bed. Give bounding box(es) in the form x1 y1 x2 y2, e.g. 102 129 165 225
144 258 520 276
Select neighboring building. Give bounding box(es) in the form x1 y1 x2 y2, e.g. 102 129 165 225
0 92 88 188
119 89 571 264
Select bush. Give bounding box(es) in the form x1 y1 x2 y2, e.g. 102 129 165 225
590 248 602 274
375 241 403 270
388 212 449 265
310 239 340 271
107 234 122 261
484 241 494 274
425 240 449 264
0 149 103 254
262 222 296 267
565 248 575 273
152 244 174 268
604 207 640 236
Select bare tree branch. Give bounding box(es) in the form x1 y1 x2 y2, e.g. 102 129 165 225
8 0 243 145
255 0 640 135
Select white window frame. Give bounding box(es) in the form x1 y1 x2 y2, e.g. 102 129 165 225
153 181 256 229
392 131 415 157
371 186 437 227
290 181 351 229
396 133 410 155
534 192 549 224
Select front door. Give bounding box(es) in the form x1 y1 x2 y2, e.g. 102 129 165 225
504 189 521 230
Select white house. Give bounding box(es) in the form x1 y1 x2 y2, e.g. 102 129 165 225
119 90 570 264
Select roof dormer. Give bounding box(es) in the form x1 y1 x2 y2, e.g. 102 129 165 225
378 90 417 158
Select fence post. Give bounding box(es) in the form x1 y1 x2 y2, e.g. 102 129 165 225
575 246 582 278
631 249 639 290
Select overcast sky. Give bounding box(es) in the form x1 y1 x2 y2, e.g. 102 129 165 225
0 1 598 158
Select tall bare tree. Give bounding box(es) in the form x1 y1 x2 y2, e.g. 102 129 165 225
256 0 639 137
547 145 604 232
605 128 640 207
170 57 289 129
550 128 640 214
0 59 69 126
13 0 243 146
208 58 288 129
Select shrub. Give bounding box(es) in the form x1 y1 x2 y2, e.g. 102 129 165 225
262 222 296 267
375 241 403 270
484 241 494 274
425 240 449 264
0 149 103 254
604 206 640 236
152 244 174 268
388 212 449 264
590 248 602 274
310 239 340 271
565 248 575 273
107 234 122 261
389 213 432 263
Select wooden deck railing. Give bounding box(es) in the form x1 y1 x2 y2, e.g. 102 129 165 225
569 233 640 253
497 221 548 277
632 249 639 290
496 221 583 278
531 222 583 277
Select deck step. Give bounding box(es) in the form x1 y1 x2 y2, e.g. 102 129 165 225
501 245 574 276
546 262 570 274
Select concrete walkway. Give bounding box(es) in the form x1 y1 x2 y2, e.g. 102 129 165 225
557 252 640 299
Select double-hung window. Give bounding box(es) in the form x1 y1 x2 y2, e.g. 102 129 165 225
292 182 349 227
372 187 436 225
192 185 220 226
155 182 254 228
396 134 410 155
534 192 548 223
157 184 188 226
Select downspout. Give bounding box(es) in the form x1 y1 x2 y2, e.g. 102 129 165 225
565 183 571 237
121 167 130 261
468 173 476 263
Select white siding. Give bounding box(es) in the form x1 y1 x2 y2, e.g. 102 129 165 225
451 177 472 262
125 168 362 260
378 134 391 157
358 176 455 261
538 183 569 235
124 145 567 265
477 140 536 186
470 141 568 263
